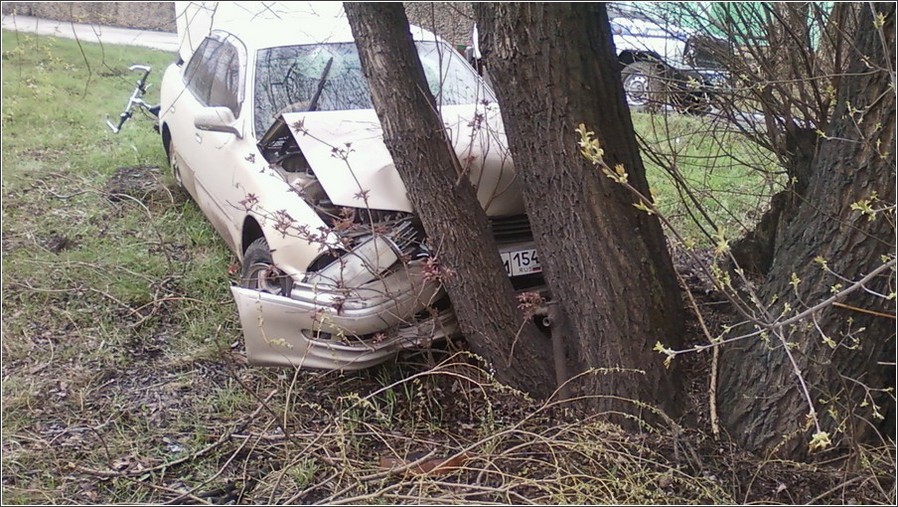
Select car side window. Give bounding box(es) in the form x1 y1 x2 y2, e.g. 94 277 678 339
182 41 206 86
183 37 218 104
183 35 243 116
207 45 240 114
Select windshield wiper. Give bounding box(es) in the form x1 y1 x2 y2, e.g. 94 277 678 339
307 57 334 113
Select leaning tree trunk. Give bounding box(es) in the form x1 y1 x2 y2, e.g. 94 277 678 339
719 3 896 460
475 3 686 422
344 3 555 398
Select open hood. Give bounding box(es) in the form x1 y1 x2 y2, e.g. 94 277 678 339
279 104 525 216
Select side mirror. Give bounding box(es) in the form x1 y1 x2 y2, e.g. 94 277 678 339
195 106 242 138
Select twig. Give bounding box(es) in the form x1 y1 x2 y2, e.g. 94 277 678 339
832 301 896 319
164 433 253 505
358 449 437 481
804 475 865 504
674 269 721 439
68 18 92 98
120 477 212 504
666 258 898 357
220 333 291 441
281 471 340 504
320 482 405 506
772 259 896 329
266 365 307 504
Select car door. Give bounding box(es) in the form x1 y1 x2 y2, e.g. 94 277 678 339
173 32 249 252
191 33 252 252
165 36 215 199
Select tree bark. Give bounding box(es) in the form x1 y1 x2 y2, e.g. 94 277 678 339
344 3 555 398
719 3 896 459
729 2 834 276
475 3 686 422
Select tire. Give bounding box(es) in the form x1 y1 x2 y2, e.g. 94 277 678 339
621 61 667 112
166 136 193 201
240 237 292 296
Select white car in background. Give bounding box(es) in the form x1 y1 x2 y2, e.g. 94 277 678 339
158 3 544 370
466 3 728 114
608 3 729 113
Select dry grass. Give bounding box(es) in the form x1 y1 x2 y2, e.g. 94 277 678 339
1 28 894 506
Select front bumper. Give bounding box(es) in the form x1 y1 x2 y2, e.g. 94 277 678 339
230 261 458 370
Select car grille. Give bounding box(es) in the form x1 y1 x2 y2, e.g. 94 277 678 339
488 214 533 245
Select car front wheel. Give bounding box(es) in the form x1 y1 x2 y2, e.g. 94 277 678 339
621 61 666 112
240 237 292 296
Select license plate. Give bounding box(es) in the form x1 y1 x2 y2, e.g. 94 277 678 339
501 248 542 277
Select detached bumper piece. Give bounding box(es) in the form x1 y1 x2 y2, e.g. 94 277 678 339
231 261 458 370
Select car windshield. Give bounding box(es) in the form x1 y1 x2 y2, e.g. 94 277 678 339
253 41 493 138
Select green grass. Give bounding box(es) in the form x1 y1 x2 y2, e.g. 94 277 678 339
632 112 785 247
0 30 245 503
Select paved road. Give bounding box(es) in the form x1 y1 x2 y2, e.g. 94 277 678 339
1 14 179 53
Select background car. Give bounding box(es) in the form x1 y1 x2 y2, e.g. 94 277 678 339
608 2 730 114
158 4 544 370
464 3 729 115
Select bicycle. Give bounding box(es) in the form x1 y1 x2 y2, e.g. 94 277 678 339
106 64 161 133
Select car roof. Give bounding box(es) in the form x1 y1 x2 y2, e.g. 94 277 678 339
177 1 446 54
175 1 443 61
216 17 446 51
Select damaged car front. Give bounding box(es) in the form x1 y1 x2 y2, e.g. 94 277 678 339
158 18 543 371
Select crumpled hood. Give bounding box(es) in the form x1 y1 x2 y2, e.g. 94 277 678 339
280 103 524 216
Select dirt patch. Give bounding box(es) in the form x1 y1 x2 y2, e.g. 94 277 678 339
104 165 173 204
44 233 76 252
1 201 892 504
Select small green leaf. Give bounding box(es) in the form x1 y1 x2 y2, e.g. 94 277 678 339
713 227 729 255
632 200 654 215
809 431 832 452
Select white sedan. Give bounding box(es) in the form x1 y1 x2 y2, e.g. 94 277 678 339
157 11 543 370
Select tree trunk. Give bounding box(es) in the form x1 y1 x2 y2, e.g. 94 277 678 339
730 2 832 277
719 3 896 459
344 3 555 398
475 3 686 422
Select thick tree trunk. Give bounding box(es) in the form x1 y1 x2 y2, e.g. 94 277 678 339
730 125 818 276
719 3 896 459
344 3 555 398
730 2 831 277
475 3 686 422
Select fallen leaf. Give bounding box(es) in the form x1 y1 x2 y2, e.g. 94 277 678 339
378 451 471 476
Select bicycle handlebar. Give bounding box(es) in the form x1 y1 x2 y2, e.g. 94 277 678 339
106 64 159 133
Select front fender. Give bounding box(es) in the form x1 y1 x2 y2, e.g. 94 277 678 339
236 166 340 281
